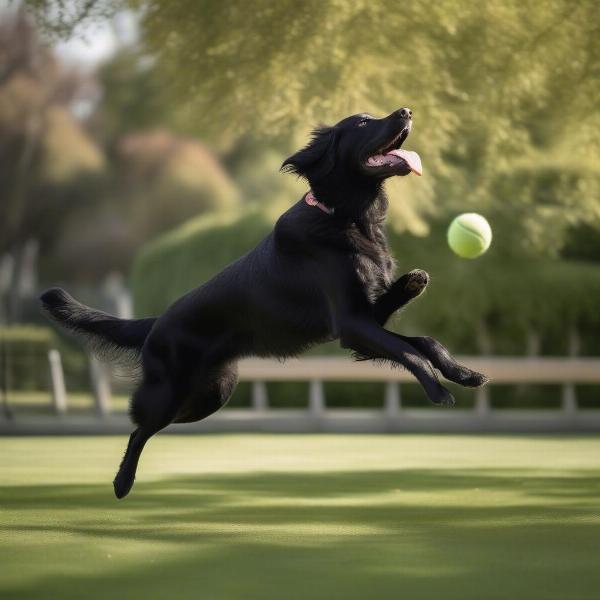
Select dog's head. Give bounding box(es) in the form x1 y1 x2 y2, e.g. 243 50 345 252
282 108 420 185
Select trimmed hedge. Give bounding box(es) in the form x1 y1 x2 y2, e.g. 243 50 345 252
132 211 600 346
0 325 101 393
0 326 54 391
130 209 600 408
131 210 271 317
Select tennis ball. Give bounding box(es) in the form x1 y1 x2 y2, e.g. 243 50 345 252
447 213 492 258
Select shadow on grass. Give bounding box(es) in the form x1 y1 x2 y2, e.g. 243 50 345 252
2 468 600 599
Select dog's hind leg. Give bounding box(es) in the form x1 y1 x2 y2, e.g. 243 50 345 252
173 362 238 424
113 360 238 499
113 373 179 499
113 428 145 499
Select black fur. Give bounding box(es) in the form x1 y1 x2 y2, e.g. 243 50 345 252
41 108 487 499
40 288 155 372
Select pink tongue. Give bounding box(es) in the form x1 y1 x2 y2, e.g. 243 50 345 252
388 149 422 176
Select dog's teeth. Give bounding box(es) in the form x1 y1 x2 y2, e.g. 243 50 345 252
367 154 390 167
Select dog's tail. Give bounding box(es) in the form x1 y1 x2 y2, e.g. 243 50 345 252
40 288 156 371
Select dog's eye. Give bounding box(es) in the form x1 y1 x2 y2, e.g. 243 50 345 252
358 119 369 127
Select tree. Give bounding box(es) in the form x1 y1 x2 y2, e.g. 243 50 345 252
0 12 104 320
90 49 172 148
46 127 241 283
24 0 600 250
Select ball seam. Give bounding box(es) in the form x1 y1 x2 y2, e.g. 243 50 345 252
453 220 487 245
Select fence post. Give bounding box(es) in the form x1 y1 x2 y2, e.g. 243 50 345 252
309 379 325 417
0 349 12 420
562 328 580 415
89 356 111 416
251 381 268 411
526 329 541 356
516 328 542 406
384 382 401 416
48 349 67 415
475 387 491 417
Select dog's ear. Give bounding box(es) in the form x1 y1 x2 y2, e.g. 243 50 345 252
281 126 338 180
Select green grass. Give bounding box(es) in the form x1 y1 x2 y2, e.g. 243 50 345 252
1 435 600 599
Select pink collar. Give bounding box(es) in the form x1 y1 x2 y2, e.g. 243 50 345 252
305 191 334 215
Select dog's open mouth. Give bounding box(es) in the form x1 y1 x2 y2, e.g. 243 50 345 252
364 126 422 176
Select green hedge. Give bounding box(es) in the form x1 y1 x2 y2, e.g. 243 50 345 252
132 211 600 344
130 209 600 408
0 325 101 393
0 326 54 391
131 210 271 317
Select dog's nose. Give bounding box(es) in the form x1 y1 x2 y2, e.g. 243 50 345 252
399 107 412 120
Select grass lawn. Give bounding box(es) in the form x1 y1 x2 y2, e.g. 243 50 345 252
1 434 600 599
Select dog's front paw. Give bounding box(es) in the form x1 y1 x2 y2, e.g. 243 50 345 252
459 369 489 388
431 385 455 407
405 269 429 296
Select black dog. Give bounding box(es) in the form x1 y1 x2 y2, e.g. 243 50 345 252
41 108 487 499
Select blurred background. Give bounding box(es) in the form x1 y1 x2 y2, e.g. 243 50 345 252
1 0 600 421
2 3 600 599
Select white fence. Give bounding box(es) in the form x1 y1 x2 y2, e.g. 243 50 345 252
231 356 600 432
2 352 598 434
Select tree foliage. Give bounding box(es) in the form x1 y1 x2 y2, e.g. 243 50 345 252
0 27 241 287
0 13 104 255
0 12 106 319
26 0 600 251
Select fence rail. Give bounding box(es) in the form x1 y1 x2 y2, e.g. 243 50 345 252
1 353 600 434
236 356 600 432
240 356 600 382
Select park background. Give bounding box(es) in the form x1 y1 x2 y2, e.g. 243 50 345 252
1 1 600 599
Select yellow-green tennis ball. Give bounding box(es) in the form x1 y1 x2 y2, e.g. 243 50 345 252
447 213 492 258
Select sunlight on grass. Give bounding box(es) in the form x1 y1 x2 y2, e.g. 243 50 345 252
1 435 599 599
